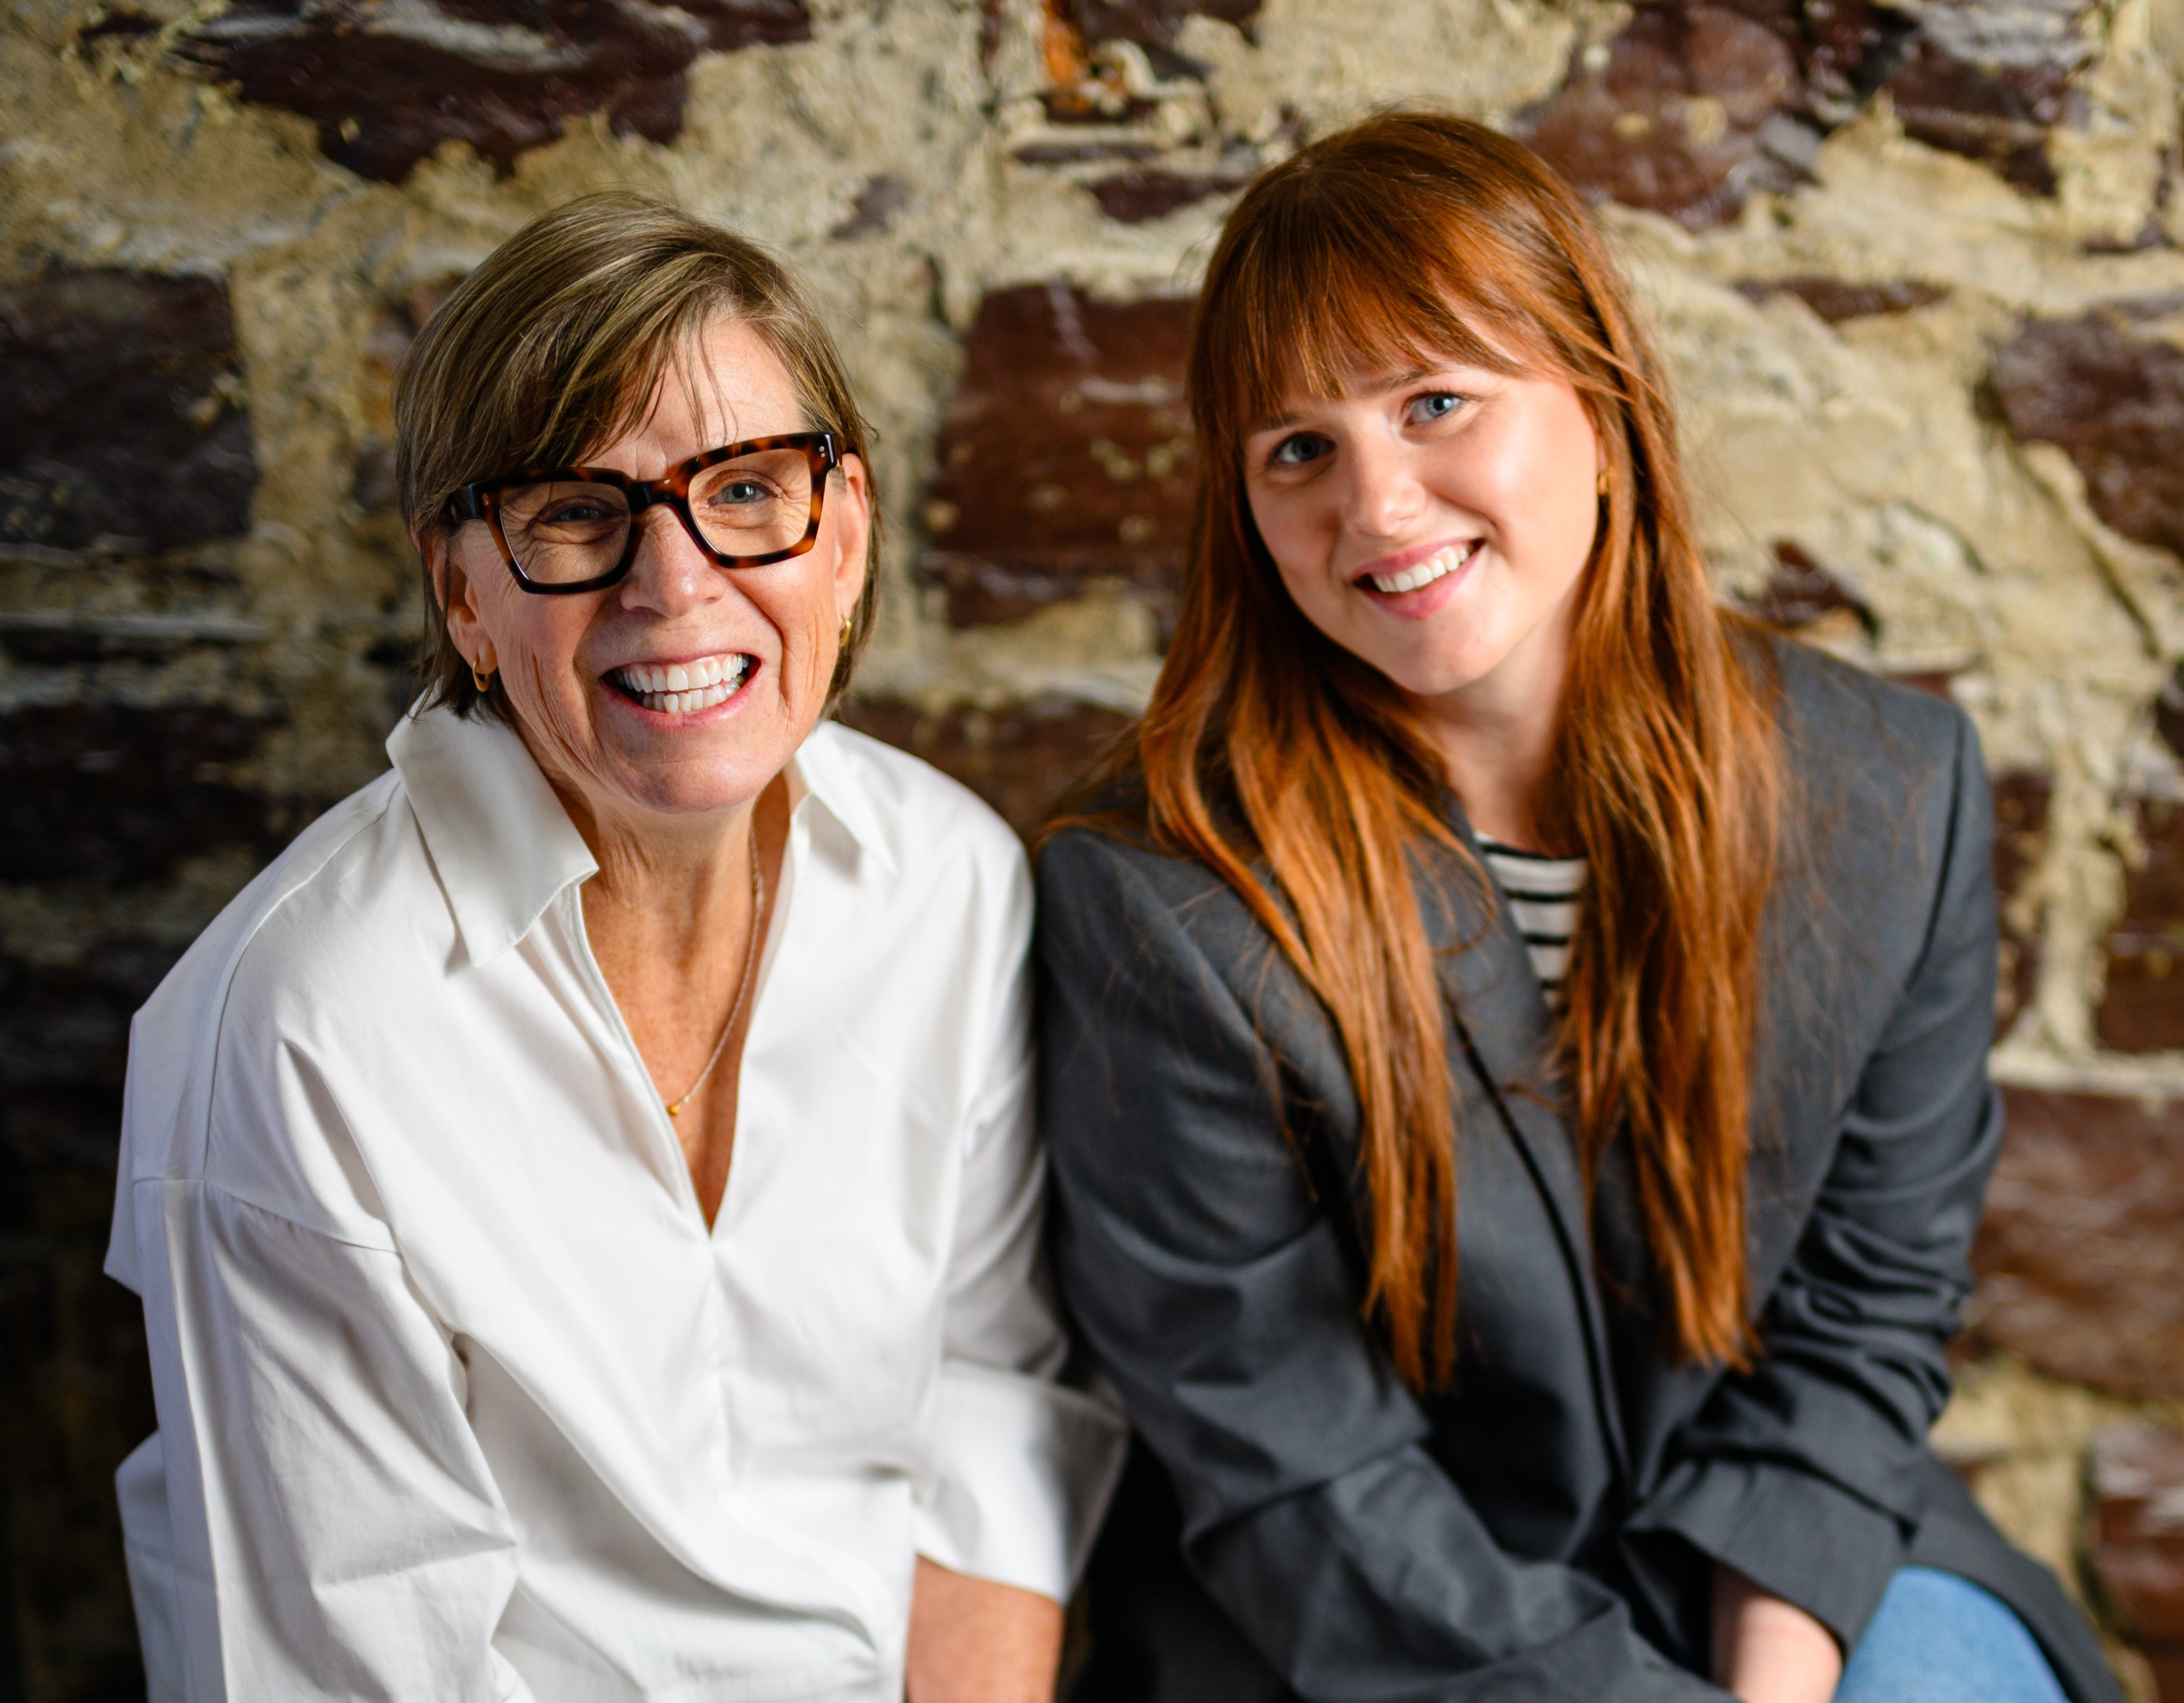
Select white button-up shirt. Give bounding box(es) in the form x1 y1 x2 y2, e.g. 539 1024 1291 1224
106 706 1126 1702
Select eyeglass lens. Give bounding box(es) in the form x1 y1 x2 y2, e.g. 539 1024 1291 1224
496 448 818 585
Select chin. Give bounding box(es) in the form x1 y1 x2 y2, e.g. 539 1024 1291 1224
1363 645 1500 701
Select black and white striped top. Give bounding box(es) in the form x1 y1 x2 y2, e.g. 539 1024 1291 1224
1476 837 1587 1009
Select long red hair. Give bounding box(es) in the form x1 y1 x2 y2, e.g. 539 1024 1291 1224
1060 112 1782 1388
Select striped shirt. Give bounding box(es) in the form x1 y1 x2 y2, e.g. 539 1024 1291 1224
1476 837 1587 1009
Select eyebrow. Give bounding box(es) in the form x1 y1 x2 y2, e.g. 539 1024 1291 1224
1244 366 1442 436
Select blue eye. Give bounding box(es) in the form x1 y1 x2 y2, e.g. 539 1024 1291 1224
1412 392 1463 423
1269 434 1328 468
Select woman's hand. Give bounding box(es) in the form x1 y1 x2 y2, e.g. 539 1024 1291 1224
906 1556 1063 1703
1712 1563 1843 1703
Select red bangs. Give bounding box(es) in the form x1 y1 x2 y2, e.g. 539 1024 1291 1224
1189 140 1561 458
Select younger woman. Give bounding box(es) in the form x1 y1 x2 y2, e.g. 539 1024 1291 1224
1037 113 2115 1703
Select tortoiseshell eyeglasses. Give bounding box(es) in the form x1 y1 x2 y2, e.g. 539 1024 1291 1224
451 431 840 595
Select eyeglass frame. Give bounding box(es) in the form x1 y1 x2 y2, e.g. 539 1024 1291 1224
449 430 842 596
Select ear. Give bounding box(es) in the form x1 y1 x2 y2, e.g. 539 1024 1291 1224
425 526 498 674
829 453 874 621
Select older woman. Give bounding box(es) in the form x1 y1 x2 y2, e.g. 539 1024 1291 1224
105 194 1122 1703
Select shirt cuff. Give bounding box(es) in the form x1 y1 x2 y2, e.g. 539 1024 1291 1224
914 1363 1128 1602
1627 1453 1911 1651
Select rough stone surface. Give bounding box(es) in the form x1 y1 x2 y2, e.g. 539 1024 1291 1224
1969 1089 2184 1400
7 0 2184 1691
921 284 1194 629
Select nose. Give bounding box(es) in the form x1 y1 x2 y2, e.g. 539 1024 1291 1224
1339 434 1428 542
617 504 727 618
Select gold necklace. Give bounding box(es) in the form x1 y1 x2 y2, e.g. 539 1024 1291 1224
665 831 766 1121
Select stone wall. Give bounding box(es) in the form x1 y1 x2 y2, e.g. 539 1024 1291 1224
3 0 2183 1697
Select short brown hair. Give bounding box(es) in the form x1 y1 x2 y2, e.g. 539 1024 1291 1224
394 192 882 721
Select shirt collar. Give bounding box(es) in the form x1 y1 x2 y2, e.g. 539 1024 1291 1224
388 707 597 967
790 720 898 877
388 711 899 967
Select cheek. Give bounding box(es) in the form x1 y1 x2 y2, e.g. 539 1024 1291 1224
1470 406 1599 577
1246 488 1335 604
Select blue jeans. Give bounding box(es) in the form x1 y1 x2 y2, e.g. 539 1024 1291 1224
1834 1566 2069 1703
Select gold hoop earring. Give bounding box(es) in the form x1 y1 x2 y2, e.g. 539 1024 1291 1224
838 612 854 648
472 661 493 693
1596 468 1610 497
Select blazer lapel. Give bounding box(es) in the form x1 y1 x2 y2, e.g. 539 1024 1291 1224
1421 809 1632 1483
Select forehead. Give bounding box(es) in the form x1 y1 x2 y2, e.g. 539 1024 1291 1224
611 315 802 456
1246 344 1522 435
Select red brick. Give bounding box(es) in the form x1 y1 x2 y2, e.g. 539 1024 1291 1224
1731 278 1949 323
2098 795 2184 1052
0 270 255 553
838 695 1134 839
922 285 1194 629
1993 772 2051 1036
1992 310 2184 564
1515 0 2094 228
1089 168 1249 222
1969 1088 2184 1398
2092 1429 2184 1699
1517 4 1806 230
170 0 811 184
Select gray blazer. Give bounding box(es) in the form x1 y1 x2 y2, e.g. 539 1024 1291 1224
1037 637 2118 1703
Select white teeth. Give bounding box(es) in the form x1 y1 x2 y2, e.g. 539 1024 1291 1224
1367 542 1475 596
611 654 751 714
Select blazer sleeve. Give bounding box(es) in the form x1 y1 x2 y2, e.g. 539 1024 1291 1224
1627 706 2005 1650
1037 830 1727 1703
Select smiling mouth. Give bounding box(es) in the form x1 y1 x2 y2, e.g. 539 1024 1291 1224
606 653 753 715
1360 541 1478 596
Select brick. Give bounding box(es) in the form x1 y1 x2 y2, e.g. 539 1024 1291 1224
1732 277 1949 323
1517 3 1809 230
1883 0 2091 197
1063 0 1260 50
1991 311 2184 562
1061 0 1260 79
1968 1088 2184 1398
2098 795 2184 1052
0 702 282 887
1517 0 2096 228
2091 1429 2184 1700
1089 168 1249 222
1740 538 1876 638
1992 771 2051 1036
0 269 255 553
922 285 1194 629
171 0 812 184
838 695 1134 839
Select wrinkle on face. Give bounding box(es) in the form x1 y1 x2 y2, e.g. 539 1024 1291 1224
430 315 870 855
